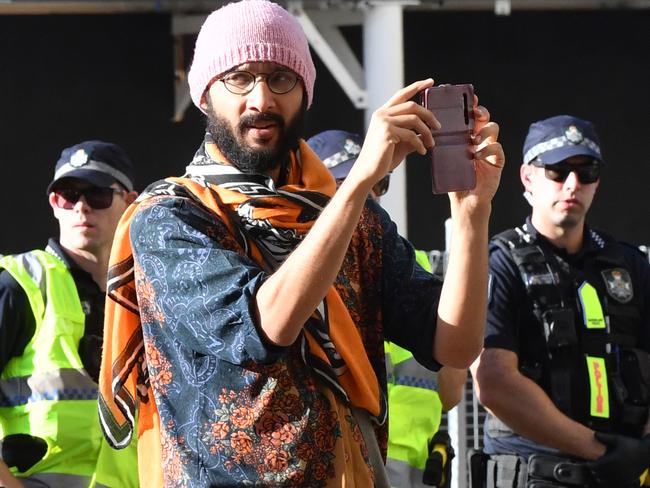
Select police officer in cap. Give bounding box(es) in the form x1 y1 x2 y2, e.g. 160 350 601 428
0 141 139 487
471 115 650 487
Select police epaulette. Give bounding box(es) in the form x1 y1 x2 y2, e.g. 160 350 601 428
490 227 531 254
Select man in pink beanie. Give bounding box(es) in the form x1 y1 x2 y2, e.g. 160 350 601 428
98 1 506 486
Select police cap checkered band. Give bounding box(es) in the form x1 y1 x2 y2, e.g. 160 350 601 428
522 115 605 166
322 142 361 170
53 159 134 191
306 130 363 180
523 134 602 164
47 140 135 193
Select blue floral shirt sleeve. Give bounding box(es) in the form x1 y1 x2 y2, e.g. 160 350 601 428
130 196 287 365
372 201 443 371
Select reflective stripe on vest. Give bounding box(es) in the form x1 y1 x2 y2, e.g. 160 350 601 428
17 472 93 488
0 369 98 407
578 281 606 330
385 457 431 488
387 353 440 391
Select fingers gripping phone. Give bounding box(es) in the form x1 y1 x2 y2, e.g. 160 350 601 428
421 84 476 194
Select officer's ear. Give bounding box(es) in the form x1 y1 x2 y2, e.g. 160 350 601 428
520 163 535 191
124 190 138 205
48 192 59 212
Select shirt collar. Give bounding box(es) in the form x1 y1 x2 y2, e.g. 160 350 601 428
45 239 103 293
524 216 601 260
45 238 82 272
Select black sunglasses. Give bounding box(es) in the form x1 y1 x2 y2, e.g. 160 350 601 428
372 174 391 197
531 159 601 184
53 187 124 210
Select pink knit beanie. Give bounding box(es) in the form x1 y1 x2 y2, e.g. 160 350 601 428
188 0 316 112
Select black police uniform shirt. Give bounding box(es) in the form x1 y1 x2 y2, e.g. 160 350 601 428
483 218 650 457
0 238 105 382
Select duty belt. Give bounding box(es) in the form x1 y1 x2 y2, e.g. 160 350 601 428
471 452 642 488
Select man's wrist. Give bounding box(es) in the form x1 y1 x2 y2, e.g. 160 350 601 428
450 197 492 222
582 430 607 460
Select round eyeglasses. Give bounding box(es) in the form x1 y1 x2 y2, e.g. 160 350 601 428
219 70 301 95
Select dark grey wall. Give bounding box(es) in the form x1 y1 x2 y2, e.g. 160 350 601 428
0 14 198 253
404 10 650 250
0 13 363 253
1 9 648 255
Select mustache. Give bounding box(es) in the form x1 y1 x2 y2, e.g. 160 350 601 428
238 112 285 130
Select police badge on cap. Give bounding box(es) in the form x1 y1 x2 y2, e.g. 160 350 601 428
564 125 584 145
522 115 604 166
69 148 90 167
601 268 634 304
47 140 135 193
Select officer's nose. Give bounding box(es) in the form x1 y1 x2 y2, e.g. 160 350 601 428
74 196 92 213
563 170 582 190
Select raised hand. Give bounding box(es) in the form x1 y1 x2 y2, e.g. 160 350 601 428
345 79 439 195
449 99 505 212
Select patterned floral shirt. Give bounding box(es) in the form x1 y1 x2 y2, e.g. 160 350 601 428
130 194 442 487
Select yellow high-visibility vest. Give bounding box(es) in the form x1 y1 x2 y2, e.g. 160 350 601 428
385 249 443 488
0 250 138 487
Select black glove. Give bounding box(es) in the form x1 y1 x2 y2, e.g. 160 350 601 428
2 434 48 472
587 432 650 487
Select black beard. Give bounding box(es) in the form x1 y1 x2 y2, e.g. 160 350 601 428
205 100 306 176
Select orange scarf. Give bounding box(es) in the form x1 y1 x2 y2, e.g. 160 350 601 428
98 140 384 486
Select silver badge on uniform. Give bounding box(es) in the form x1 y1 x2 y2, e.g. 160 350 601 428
601 268 633 303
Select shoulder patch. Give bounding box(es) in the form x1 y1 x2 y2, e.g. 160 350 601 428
601 268 634 304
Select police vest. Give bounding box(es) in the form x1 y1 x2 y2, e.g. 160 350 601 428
385 249 443 488
492 226 650 436
0 250 139 487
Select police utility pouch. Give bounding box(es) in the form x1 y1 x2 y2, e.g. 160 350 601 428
527 454 590 486
542 308 577 349
621 348 650 405
467 449 489 488
421 84 476 194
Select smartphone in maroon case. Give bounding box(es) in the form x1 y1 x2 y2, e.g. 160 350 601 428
422 84 476 194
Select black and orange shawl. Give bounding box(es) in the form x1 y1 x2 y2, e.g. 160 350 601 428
97 140 386 485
